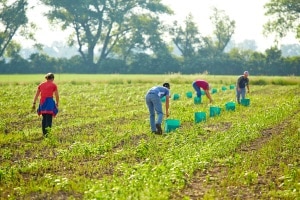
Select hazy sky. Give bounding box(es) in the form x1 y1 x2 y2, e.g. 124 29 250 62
162 0 298 51
23 0 298 51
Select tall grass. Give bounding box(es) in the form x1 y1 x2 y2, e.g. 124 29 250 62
1 74 299 85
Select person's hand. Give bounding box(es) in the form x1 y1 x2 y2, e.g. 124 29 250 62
56 103 59 108
31 104 36 112
248 90 250 93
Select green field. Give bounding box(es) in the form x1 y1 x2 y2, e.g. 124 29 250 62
0 74 300 199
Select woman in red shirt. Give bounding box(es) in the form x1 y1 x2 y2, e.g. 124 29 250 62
192 80 213 103
32 73 59 137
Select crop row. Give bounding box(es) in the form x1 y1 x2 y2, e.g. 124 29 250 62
0 81 299 199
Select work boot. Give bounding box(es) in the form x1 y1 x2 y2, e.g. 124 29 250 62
155 124 162 135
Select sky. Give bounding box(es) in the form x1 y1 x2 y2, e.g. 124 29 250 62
161 0 298 51
22 0 298 52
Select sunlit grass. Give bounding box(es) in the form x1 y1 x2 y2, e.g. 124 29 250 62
0 74 299 199
1 74 300 85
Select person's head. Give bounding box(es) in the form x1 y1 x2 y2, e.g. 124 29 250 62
45 72 55 80
163 82 170 89
243 71 249 78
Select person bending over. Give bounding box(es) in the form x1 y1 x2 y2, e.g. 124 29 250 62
145 83 170 135
192 80 213 103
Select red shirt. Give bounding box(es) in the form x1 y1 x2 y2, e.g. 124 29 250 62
38 81 57 104
194 80 209 90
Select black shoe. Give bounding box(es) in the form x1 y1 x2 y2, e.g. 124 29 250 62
156 124 162 135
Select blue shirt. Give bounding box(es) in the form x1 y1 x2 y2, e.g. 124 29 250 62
147 86 170 98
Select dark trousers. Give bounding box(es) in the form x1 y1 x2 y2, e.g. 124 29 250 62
192 82 202 98
42 114 53 136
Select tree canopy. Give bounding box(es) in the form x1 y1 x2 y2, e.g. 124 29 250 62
264 0 300 41
41 0 173 71
0 0 299 76
0 0 28 58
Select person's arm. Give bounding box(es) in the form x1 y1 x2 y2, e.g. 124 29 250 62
205 90 213 103
32 89 40 109
54 90 59 107
247 84 250 93
165 95 169 117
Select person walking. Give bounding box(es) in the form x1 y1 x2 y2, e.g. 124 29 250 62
192 80 213 103
236 71 250 104
145 83 170 135
32 73 59 137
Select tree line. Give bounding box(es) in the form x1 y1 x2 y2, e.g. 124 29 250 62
0 0 299 75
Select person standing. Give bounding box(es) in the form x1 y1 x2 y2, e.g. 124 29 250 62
32 73 59 137
145 83 170 135
192 80 213 103
236 71 250 104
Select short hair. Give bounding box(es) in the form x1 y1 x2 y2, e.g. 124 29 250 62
244 71 249 75
163 82 170 89
45 73 54 80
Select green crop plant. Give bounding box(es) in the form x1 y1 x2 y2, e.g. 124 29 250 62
0 74 299 199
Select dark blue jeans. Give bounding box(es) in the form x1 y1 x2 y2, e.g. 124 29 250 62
42 114 53 136
192 82 202 98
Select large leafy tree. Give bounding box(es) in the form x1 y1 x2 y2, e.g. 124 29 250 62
203 7 235 56
264 0 300 40
113 14 171 64
169 13 203 60
193 8 235 74
0 0 28 58
41 0 172 71
169 9 235 73
265 46 283 74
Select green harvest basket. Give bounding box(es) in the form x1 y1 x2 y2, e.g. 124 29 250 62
161 96 166 102
194 97 201 104
173 93 180 100
195 112 206 123
225 102 236 111
186 91 193 98
210 106 221 117
241 98 250 106
211 88 217 94
165 119 180 133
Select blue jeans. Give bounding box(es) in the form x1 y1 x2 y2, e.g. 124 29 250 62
146 93 163 132
236 88 246 103
192 82 202 98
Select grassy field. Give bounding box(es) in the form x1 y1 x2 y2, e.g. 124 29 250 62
0 74 299 199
